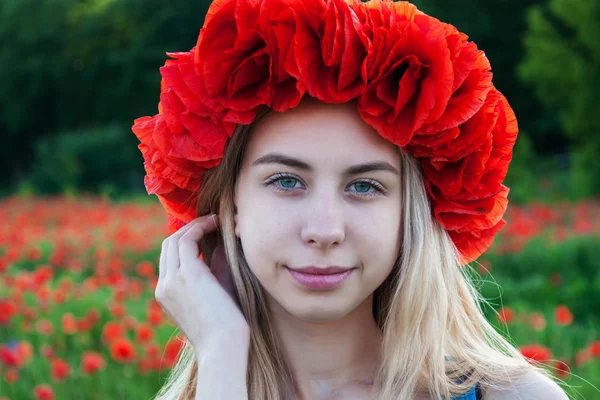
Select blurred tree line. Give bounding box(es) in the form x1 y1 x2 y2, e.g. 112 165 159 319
0 0 598 200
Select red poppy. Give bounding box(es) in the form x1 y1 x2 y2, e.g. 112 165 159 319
124 316 138 331
575 348 591 367
50 358 71 382
4 368 19 384
135 322 155 343
32 265 53 286
528 312 547 331
519 344 552 364
36 319 54 336
554 305 573 326
589 340 600 358
81 351 106 375
162 337 184 368
33 384 55 400
62 313 78 335
0 299 17 326
0 345 21 367
137 356 155 375
553 359 570 379
15 341 33 365
108 302 127 319
144 342 159 358
102 321 124 343
40 344 55 361
109 338 137 363
497 307 515 324
86 308 101 324
136 261 155 278
148 308 164 326
77 317 92 332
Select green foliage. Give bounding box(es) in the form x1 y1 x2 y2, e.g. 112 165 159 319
518 0 600 195
479 234 600 324
27 124 145 194
0 0 212 187
503 133 540 204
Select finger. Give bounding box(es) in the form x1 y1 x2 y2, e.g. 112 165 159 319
179 215 219 267
166 214 217 274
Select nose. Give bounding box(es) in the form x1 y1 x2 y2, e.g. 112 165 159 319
300 189 346 251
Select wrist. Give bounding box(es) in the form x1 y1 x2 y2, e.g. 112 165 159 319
195 329 250 360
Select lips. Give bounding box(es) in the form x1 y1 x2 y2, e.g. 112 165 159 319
287 266 354 275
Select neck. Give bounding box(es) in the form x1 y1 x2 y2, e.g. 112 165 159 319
269 294 382 400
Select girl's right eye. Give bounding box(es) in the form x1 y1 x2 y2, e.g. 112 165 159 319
264 173 302 192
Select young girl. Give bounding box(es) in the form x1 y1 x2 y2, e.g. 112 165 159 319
132 1 569 399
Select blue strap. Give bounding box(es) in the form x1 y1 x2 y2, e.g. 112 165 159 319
444 357 480 400
450 383 478 400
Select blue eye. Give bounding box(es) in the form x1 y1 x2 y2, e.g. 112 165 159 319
264 173 386 197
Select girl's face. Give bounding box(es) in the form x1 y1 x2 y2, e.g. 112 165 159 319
234 97 402 321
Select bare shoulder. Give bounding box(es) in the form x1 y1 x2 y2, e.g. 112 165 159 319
482 370 569 400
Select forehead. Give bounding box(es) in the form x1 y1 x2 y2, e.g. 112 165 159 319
243 97 400 166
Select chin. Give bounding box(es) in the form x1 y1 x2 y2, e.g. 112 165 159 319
277 297 355 322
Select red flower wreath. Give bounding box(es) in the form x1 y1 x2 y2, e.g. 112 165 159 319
132 0 518 265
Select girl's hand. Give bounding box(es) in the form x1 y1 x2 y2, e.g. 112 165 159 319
155 214 249 351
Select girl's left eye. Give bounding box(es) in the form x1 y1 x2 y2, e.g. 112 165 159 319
264 173 386 197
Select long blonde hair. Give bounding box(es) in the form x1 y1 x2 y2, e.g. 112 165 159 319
154 105 559 399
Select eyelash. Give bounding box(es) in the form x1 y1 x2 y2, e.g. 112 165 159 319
264 173 387 197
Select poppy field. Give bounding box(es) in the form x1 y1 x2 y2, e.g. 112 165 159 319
0 195 599 399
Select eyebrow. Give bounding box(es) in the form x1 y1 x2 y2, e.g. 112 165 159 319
252 152 400 176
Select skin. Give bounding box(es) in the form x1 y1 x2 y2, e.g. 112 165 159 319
233 96 402 400
229 96 569 400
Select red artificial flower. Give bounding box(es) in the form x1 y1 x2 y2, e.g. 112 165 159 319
132 0 519 264
81 351 106 375
357 2 454 147
33 384 55 400
294 0 368 103
110 338 137 363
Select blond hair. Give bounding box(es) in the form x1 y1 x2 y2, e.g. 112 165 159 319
153 105 559 399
